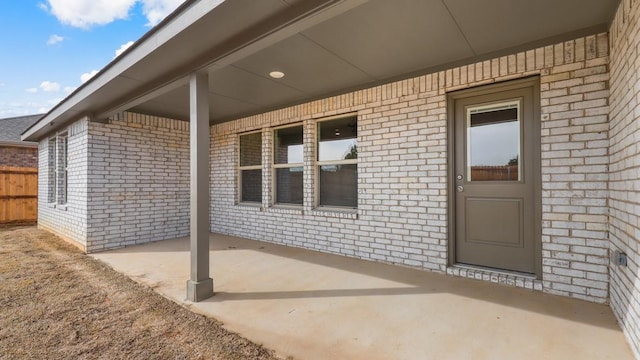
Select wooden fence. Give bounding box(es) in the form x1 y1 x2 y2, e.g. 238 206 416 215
471 165 519 181
0 166 38 224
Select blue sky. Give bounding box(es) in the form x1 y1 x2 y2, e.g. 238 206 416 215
0 0 186 118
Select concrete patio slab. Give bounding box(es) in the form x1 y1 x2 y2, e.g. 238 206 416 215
92 234 634 360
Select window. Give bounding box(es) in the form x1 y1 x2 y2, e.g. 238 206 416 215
274 125 303 205
317 116 357 208
48 133 68 205
48 137 56 203
58 134 68 205
239 132 262 203
467 101 520 181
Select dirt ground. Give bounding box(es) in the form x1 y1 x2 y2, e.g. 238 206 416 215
0 225 280 359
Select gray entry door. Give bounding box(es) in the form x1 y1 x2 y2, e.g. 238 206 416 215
454 84 537 274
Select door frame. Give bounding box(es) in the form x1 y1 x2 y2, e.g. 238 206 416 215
446 76 542 278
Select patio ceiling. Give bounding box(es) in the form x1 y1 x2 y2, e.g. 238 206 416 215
23 0 619 141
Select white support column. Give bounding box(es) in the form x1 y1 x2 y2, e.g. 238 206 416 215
186 71 214 302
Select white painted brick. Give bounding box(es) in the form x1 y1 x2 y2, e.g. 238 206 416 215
610 6 640 354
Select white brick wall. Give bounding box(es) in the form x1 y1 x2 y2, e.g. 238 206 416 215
85 112 190 252
609 0 640 357
539 37 611 303
210 33 611 303
37 118 88 247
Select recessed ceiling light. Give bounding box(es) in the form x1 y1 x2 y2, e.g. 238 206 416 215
269 70 285 79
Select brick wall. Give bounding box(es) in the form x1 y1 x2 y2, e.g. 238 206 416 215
539 38 610 302
210 33 611 303
0 146 38 168
609 0 640 357
85 112 190 252
37 119 88 247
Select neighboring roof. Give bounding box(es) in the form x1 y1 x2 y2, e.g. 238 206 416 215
0 114 42 147
23 0 621 142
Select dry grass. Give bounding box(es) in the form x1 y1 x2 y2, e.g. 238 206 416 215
0 225 279 359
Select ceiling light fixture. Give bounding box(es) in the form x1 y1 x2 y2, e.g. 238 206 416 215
269 70 285 79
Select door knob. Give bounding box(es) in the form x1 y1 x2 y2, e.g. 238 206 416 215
456 186 464 192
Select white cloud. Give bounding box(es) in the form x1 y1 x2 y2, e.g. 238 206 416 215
25 82 71 95
47 34 64 45
115 41 134 58
46 0 136 28
81 70 99 83
40 81 61 92
140 0 185 26
44 0 189 28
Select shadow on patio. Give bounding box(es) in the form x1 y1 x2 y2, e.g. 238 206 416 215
92 233 634 360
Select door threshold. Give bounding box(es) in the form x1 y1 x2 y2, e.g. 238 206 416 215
447 264 542 291
455 263 536 278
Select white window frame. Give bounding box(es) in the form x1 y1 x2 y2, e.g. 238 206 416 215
272 123 304 206
315 113 358 209
238 130 262 204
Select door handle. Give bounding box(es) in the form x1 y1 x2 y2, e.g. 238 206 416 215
456 185 464 192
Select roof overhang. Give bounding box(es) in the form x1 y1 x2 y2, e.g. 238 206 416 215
23 0 620 141
0 141 38 148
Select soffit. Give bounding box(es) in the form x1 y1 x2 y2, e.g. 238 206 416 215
135 0 618 123
25 0 619 140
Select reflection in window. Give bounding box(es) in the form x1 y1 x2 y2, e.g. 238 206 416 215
275 126 303 164
318 116 358 208
239 132 262 202
274 125 303 205
467 102 520 181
